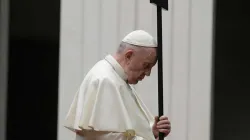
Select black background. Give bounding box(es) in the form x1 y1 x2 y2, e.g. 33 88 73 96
7 0 60 139
212 0 250 139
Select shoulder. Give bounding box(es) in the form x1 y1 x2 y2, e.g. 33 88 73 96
81 59 123 88
93 75 118 88
85 71 117 87
89 61 118 82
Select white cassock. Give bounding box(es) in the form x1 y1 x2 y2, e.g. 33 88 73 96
64 55 156 140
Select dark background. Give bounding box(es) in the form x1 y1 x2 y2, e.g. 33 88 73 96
211 0 250 139
6 0 60 139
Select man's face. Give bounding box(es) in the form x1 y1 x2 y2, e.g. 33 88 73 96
124 47 157 84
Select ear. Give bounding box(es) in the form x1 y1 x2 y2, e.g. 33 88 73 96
124 50 133 61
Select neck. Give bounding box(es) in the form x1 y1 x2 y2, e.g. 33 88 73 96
112 53 129 83
112 53 126 70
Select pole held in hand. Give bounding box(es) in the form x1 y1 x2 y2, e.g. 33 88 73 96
149 0 168 140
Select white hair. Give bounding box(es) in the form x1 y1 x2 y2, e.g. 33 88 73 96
117 42 141 54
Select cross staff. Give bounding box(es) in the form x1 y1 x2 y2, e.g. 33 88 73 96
149 0 168 140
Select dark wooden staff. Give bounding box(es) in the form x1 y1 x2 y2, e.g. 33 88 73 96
149 0 168 140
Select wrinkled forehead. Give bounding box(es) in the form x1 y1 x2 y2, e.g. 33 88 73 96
141 47 157 63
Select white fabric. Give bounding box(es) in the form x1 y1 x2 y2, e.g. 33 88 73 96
64 55 156 140
122 30 157 47
74 131 143 140
74 131 128 140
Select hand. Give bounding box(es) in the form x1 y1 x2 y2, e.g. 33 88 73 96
75 129 84 136
152 116 171 139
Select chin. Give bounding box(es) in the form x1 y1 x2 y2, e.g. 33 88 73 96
128 80 138 85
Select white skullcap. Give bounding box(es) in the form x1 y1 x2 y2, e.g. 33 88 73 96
122 30 157 47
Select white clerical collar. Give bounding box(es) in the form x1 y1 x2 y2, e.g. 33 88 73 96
104 55 128 81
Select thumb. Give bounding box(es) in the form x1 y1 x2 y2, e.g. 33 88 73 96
154 116 159 122
153 116 158 128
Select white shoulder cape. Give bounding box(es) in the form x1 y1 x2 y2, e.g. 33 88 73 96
64 56 155 140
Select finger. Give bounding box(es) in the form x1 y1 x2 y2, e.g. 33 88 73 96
157 120 170 125
157 124 171 129
159 116 168 120
158 129 171 134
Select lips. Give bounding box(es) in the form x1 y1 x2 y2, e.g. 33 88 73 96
138 75 145 80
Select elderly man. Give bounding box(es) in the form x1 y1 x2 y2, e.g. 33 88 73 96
64 30 171 140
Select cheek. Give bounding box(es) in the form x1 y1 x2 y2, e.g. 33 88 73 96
132 61 143 70
130 69 144 78
127 61 145 76
128 63 138 71
130 66 143 75
127 66 139 77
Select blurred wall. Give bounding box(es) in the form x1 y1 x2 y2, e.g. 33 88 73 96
0 0 9 139
58 0 214 140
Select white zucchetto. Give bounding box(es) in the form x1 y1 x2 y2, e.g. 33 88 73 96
122 30 157 47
